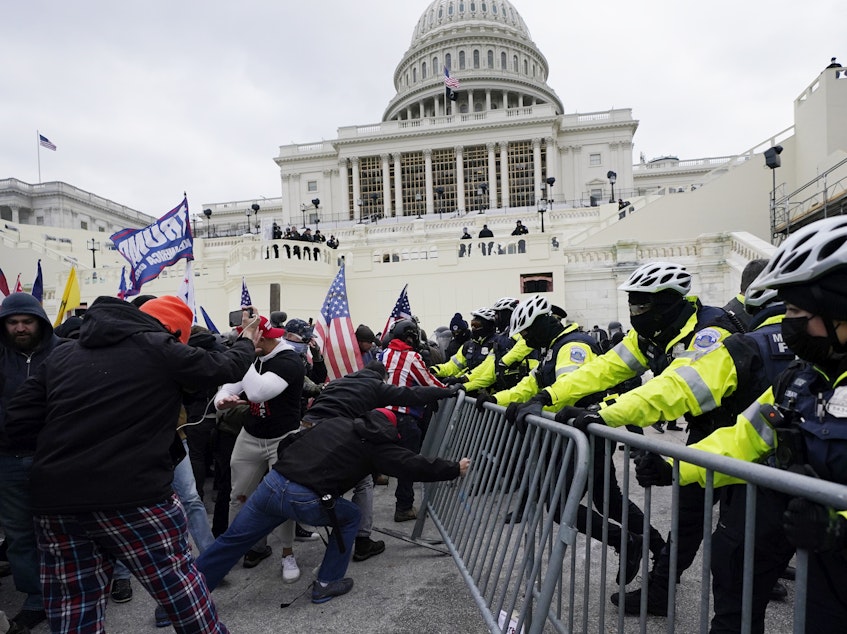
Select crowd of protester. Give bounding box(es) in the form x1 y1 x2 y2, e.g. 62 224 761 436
1 214 846 632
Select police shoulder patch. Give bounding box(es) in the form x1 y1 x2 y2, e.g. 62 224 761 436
569 346 587 364
693 327 722 352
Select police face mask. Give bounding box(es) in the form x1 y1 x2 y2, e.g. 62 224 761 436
781 316 833 366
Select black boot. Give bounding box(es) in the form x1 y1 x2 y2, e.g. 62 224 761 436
614 533 643 585
610 572 670 616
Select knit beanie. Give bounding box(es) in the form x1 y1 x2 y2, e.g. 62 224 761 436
140 296 193 344
449 312 468 333
374 408 397 426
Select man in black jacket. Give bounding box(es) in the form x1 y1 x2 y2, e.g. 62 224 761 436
5 295 259 634
303 361 460 561
196 408 470 604
0 292 62 630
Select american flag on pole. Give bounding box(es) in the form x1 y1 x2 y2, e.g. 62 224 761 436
240 277 252 307
314 265 363 380
39 134 57 151
0 267 10 297
381 284 412 340
444 66 460 101
14 274 23 293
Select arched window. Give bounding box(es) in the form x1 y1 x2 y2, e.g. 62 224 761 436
470 2 476 10
501 51 507 69
434 56 439 73
422 61 427 79
523 59 528 75
473 50 480 69
492 3 497 13
513 55 518 72
459 1 465 11
481 1 487 11
459 51 466 70
488 50 494 68
445 53 451 71
448 2 454 15
412 67 417 82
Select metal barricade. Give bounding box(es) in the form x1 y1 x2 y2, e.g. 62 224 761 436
413 394 591 634
414 397 847 634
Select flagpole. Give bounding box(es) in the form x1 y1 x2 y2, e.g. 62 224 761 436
36 130 42 184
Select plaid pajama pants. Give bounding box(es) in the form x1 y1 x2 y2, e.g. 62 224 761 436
36 495 228 634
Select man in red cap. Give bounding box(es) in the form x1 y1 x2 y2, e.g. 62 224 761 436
213 311 306 582
196 408 470 604
5 295 260 634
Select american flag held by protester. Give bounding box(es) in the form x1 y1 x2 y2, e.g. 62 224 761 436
240 277 252 307
381 284 412 340
314 265 364 380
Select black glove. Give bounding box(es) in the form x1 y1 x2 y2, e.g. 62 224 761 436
634 452 673 487
553 405 602 433
444 383 465 397
783 497 847 552
443 376 468 386
505 393 550 434
475 390 496 412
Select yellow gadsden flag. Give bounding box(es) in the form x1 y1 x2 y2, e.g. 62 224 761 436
53 266 81 327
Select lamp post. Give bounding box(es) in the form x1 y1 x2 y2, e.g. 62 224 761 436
300 203 307 229
415 192 422 219
764 145 783 234
607 171 617 204
251 203 260 234
87 238 99 268
435 186 444 219
356 198 363 224
545 176 556 209
537 197 548 233
369 192 379 223
311 198 320 232
202 208 212 238
477 182 488 213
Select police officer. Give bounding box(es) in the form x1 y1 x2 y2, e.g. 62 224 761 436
459 297 537 393
565 272 794 615
431 308 497 382
636 216 847 633
523 261 739 615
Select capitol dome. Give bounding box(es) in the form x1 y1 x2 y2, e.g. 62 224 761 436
384 0 563 121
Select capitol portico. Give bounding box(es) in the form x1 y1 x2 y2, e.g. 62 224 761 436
2 0 847 334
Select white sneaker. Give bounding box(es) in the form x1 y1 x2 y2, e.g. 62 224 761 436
281 554 301 583
294 524 320 542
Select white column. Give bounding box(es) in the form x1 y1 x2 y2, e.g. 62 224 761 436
424 149 434 215
486 142 497 209
499 143 510 209
485 89 491 111
351 157 361 222
455 146 465 213
533 138 542 203
393 152 403 217
381 154 391 218
337 159 349 221
468 89 474 112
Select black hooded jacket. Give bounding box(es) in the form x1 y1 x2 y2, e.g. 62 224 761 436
301 366 450 424
275 410 460 497
0 292 62 444
4 296 255 514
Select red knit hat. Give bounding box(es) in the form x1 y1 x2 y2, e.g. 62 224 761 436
373 408 397 426
140 296 192 344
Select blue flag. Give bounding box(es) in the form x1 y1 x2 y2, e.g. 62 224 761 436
111 197 193 297
200 306 220 334
32 259 44 303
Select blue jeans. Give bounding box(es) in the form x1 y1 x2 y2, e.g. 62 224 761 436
0 454 43 611
174 440 214 552
196 470 359 589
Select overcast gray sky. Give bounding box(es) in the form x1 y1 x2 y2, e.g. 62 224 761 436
2 1 842 218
